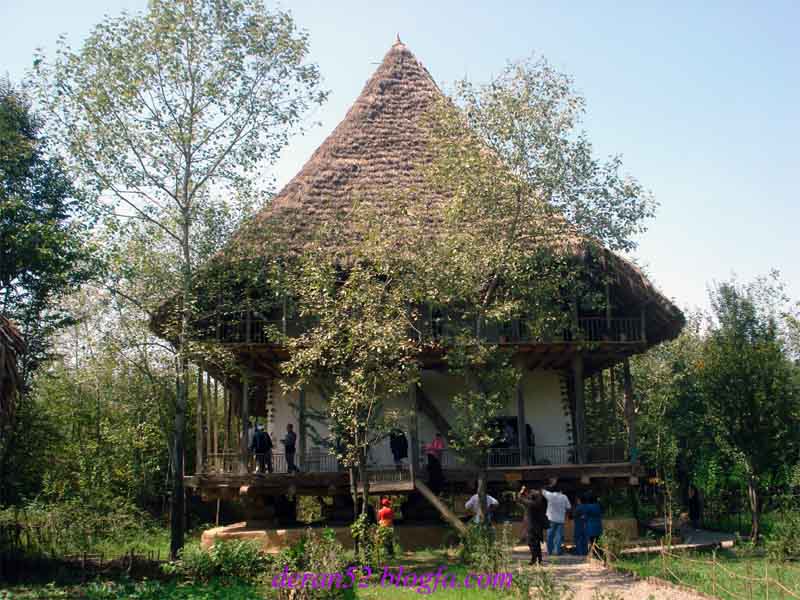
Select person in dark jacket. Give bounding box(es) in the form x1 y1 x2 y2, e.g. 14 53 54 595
389 429 409 471
518 485 549 565
281 424 299 473
250 424 273 474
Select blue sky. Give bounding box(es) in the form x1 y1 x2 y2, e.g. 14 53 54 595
2 1 798 312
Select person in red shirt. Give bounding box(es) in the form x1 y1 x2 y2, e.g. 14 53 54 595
377 497 395 558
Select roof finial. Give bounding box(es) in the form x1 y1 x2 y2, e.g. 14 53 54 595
395 33 403 45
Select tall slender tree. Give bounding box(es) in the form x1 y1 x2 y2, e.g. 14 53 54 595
33 0 326 556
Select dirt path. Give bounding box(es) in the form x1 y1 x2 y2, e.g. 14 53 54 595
510 550 709 599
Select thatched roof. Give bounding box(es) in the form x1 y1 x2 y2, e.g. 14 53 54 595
203 40 684 346
0 316 25 426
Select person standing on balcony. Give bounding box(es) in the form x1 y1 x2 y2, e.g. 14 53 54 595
389 428 408 471
250 424 273 474
542 484 571 556
424 432 445 494
281 423 299 473
518 486 548 565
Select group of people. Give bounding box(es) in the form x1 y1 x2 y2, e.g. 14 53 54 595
517 485 603 564
248 422 300 474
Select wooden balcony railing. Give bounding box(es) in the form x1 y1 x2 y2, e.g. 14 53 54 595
190 310 645 346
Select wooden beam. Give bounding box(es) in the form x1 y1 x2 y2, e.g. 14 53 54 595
298 387 307 471
195 367 203 475
408 383 419 481
623 358 637 463
414 479 468 535
516 382 528 465
572 354 586 464
240 378 250 474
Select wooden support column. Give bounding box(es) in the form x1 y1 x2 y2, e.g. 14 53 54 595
204 372 212 466
195 367 203 474
640 306 647 343
223 381 230 455
516 382 529 465
623 358 637 463
572 354 586 464
212 378 219 456
298 387 307 471
240 378 250 474
408 382 420 480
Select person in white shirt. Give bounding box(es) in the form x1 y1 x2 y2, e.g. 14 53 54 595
542 487 571 556
465 492 499 524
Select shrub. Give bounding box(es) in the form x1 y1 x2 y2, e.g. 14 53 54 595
766 511 800 561
597 528 627 564
271 528 349 600
163 539 267 583
458 523 514 572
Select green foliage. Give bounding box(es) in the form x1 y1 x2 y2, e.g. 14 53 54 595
597 528 627 563
700 275 800 539
82 579 260 600
162 539 267 583
0 498 162 557
0 79 99 379
766 510 800 561
270 528 350 600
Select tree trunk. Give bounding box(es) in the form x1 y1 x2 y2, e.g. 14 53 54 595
476 468 488 524
170 355 188 559
747 479 760 541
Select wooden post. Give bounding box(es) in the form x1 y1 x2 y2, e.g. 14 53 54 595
223 382 230 455
298 387 307 471
245 308 252 343
205 372 212 467
516 381 528 465
212 378 219 456
240 378 250 474
195 367 203 474
622 358 637 463
572 354 586 464
640 305 647 343
408 382 419 481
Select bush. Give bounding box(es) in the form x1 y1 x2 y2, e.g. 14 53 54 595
766 511 800 561
271 528 349 600
458 523 513 572
163 539 267 583
597 528 627 563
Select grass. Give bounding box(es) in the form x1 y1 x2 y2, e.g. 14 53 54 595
616 547 800 600
0 579 263 600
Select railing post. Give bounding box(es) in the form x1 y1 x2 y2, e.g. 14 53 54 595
245 308 252 344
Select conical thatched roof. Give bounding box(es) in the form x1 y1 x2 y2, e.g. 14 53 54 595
242 38 442 250
194 40 684 346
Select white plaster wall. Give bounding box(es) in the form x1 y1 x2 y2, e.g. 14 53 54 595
264 368 571 469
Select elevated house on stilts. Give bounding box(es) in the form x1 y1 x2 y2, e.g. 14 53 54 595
153 40 684 530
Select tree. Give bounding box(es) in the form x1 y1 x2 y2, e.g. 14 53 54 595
632 313 703 536
0 79 97 383
0 80 98 495
700 275 800 540
33 0 326 557
402 57 656 520
281 215 420 518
